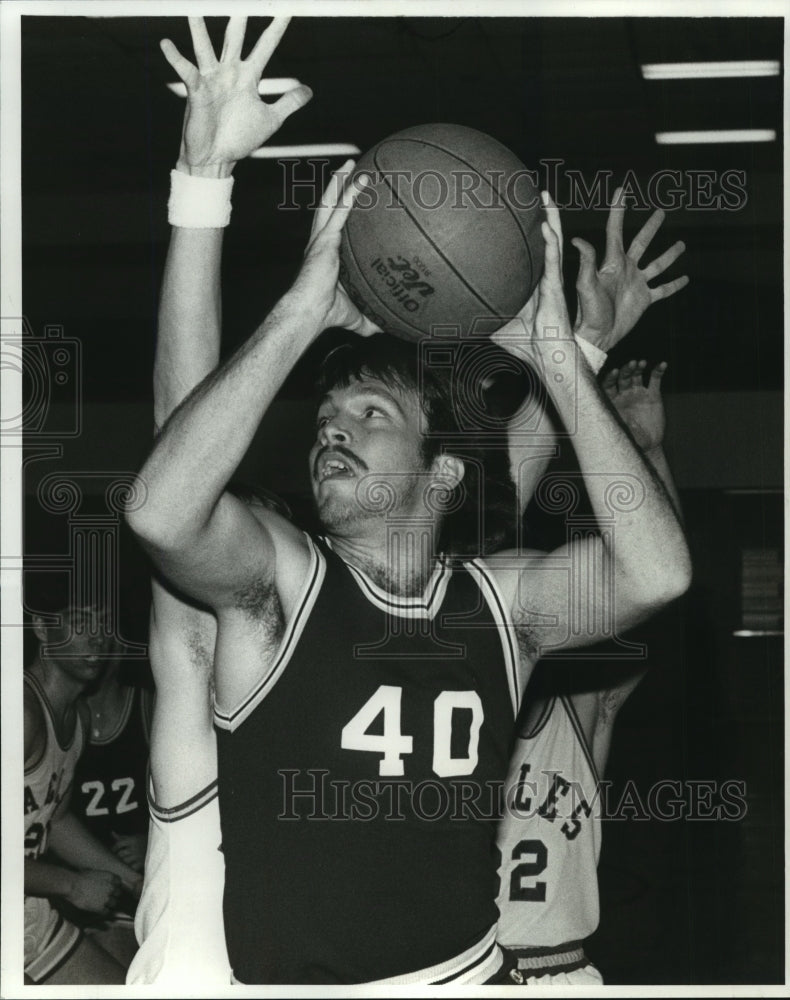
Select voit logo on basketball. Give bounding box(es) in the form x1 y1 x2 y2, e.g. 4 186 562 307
368 255 435 314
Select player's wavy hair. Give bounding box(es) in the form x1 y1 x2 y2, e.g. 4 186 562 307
316 334 516 558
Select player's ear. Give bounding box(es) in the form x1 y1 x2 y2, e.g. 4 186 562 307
431 453 465 491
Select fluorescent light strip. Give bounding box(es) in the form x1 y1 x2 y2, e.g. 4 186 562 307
167 78 301 98
655 129 776 145
249 144 361 159
642 60 780 80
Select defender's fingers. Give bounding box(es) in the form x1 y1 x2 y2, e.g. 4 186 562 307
648 361 668 394
572 237 598 289
188 17 218 72
248 16 292 73
220 16 248 62
650 274 690 302
617 359 638 391
160 39 199 88
627 208 666 263
635 358 648 387
601 368 619 397
604 185 626 261
269 84 314 127
642 240 686 281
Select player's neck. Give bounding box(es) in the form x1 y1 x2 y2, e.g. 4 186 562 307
329 523 440 597
85 667 127 727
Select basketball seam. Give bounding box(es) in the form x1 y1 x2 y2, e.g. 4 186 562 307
377 137 538 308
374 147 503 320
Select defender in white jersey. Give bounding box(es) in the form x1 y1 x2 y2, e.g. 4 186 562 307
497 687 605 981
498 355 684 982
126 16 311 986
127 779 228 985
24 601 142 984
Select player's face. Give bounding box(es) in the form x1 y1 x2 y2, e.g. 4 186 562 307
39 604 115 684
309 378 431 531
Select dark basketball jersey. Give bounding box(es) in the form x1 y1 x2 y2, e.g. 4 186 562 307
215 535 521 984
72 685 150 845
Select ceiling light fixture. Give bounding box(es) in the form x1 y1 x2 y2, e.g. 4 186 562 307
642 60 780 80
249 144 361 159
655 129 776 144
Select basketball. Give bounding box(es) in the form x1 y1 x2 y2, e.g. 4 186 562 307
338 124 544 342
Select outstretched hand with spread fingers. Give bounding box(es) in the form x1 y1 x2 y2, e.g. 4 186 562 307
573 187 689 352
161 16 313 170
601 359 668 453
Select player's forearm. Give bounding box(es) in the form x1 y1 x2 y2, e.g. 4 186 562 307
537 343 691 605
48 813 138 887
508 399 558 518
130 290 321 549
643 445 684 525
24 858 77 899
154 226 224 429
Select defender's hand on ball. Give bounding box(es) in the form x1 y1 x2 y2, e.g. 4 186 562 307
572 186 689 352
293 161 382 337
602 359 668 454
491 191 571 365
160 16 313 172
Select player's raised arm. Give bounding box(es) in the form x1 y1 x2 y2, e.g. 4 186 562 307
127 164 378 609
508 192 689 518
489 195 691 661
155 15 312 427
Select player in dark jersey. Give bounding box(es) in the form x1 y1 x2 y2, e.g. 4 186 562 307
72 655 152 868
127 16 691 984
24 596 142 984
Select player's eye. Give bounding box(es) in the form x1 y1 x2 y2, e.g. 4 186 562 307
316 415 329 430
363 406 383 419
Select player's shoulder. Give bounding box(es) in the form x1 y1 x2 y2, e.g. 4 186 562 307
478 546 548 601
23 674 47 768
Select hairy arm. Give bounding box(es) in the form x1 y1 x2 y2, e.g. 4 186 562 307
146 16 314 802
490 199 691 668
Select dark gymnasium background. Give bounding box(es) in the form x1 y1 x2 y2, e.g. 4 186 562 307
19 13 784 985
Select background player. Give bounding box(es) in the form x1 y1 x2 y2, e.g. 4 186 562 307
494 197 688 981
497 359 681 982
126 16 311 986
24 594 142 984
126 16 690 983
68 643 152 968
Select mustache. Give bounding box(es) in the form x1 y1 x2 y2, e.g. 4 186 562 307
313 444 368 478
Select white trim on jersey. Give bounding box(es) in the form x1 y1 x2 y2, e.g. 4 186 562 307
366 925 502 985
213 534 325 732
463 559 523 716
323 536 453 620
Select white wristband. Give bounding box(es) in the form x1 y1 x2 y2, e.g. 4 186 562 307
574 334 608 374
168 169 234 228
